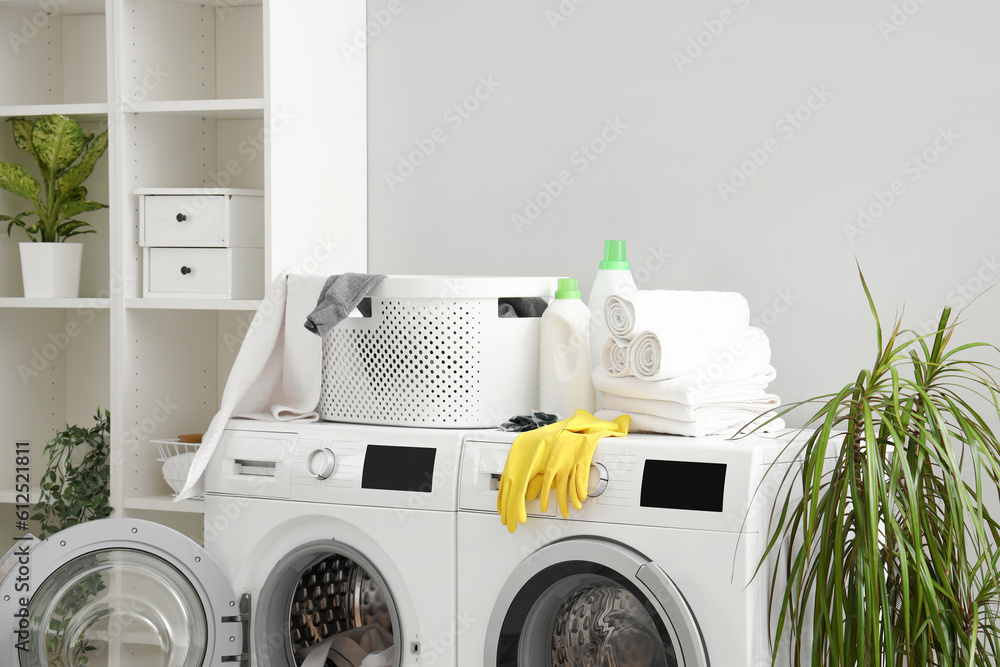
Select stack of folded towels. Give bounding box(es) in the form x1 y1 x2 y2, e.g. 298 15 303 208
593 290 784 437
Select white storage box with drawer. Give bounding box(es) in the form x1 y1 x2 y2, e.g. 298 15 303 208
137 188 265 299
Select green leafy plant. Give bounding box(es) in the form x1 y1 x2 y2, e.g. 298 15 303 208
0 114 108 242
32 408 112 539
30 409 112 665
758 276 1000 666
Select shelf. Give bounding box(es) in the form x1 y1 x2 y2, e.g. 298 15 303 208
123 495 205 514
0 0 105 14
0 103 109 120
128 99 265 120
148 0 262 6
126 298 261 311
0 297 111 309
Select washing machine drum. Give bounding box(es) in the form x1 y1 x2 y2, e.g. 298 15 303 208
287 552 394 663
550 580 672 665
490 540 709 667
254 540 402 667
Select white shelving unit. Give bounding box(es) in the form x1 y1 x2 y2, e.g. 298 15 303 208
0 0 367 546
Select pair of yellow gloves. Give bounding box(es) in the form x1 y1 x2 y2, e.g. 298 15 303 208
497 409 630 533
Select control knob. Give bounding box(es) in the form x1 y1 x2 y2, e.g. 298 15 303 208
587 462 609 498
307 448 336 480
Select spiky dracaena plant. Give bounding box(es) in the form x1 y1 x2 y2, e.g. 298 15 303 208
0 114 108 242
758 276 1000 666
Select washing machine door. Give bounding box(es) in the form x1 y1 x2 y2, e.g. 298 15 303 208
0 518 247 667
486 538 710 667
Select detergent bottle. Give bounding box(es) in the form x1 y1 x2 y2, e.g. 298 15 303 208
540 278 596 417
587 240 637 374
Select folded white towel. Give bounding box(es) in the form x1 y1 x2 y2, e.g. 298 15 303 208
627 326 770 382
592 366 777 404
597 409 785 438
605 291 750 342
602 337 631 376
175 271 329 501
598 392 779 422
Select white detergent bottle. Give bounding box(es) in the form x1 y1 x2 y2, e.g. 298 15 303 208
540 278 596 417
587 239 638 375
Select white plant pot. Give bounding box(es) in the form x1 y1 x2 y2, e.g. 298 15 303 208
19 242 83 298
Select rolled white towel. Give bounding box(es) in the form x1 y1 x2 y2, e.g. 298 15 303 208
605 291 750 341
627 326 770 382
592 366 777 404
598 392 780 422
601 337 630 376
596 409 785 438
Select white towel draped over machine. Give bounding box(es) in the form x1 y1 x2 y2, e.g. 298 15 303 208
175 270 328 501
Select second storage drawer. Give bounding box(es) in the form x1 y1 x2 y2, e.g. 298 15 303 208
144 248 264 299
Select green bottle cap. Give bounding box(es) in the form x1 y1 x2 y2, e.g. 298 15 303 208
555 278 581 300
599 240 630 270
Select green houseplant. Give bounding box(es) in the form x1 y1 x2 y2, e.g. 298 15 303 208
0 114 109 298
32 408 112 538
758 277 1000 666
31 409 112 666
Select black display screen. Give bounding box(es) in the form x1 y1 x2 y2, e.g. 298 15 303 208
640 460 727 512
361 445 437 493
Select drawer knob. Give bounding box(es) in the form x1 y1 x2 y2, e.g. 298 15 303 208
180 266 192 275
176 213 187 222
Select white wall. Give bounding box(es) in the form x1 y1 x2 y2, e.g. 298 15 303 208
367 0 1000 416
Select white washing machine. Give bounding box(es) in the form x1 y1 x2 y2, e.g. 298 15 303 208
457 430 810 666
1 420 473 667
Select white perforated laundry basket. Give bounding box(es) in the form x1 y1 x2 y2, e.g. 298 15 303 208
318 276 559 428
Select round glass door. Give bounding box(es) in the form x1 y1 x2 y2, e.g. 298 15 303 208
487 539 709 667
499 562 677 667
1 520 242 667
24 549 209 667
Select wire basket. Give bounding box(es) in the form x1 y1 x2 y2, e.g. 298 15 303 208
152 438 203 500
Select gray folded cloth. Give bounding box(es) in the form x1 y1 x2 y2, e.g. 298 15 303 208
304 273 386 337
498 297 549 318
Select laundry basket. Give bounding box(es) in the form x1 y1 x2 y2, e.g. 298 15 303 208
152 438 204 500
318 276 559 428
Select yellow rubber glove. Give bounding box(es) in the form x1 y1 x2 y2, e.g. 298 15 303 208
498 410 628 532
536 413 630 518
497 418 569 532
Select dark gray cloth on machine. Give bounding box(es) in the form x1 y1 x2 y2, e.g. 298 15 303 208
304 273 386 337
498 297 549 319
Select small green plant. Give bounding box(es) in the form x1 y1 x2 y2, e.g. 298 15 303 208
757 275 1000 666
32 408 111 538
0 114 108 243
31 409 111 666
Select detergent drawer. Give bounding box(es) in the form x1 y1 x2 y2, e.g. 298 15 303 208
206 429 296 499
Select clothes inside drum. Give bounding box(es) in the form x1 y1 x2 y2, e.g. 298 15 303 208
290 553 396 667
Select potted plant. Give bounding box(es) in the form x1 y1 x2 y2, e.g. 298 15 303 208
757 277 1000 665
0 114 108 298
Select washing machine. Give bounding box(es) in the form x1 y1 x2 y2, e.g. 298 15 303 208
1 420 472 667
456 429 813 666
